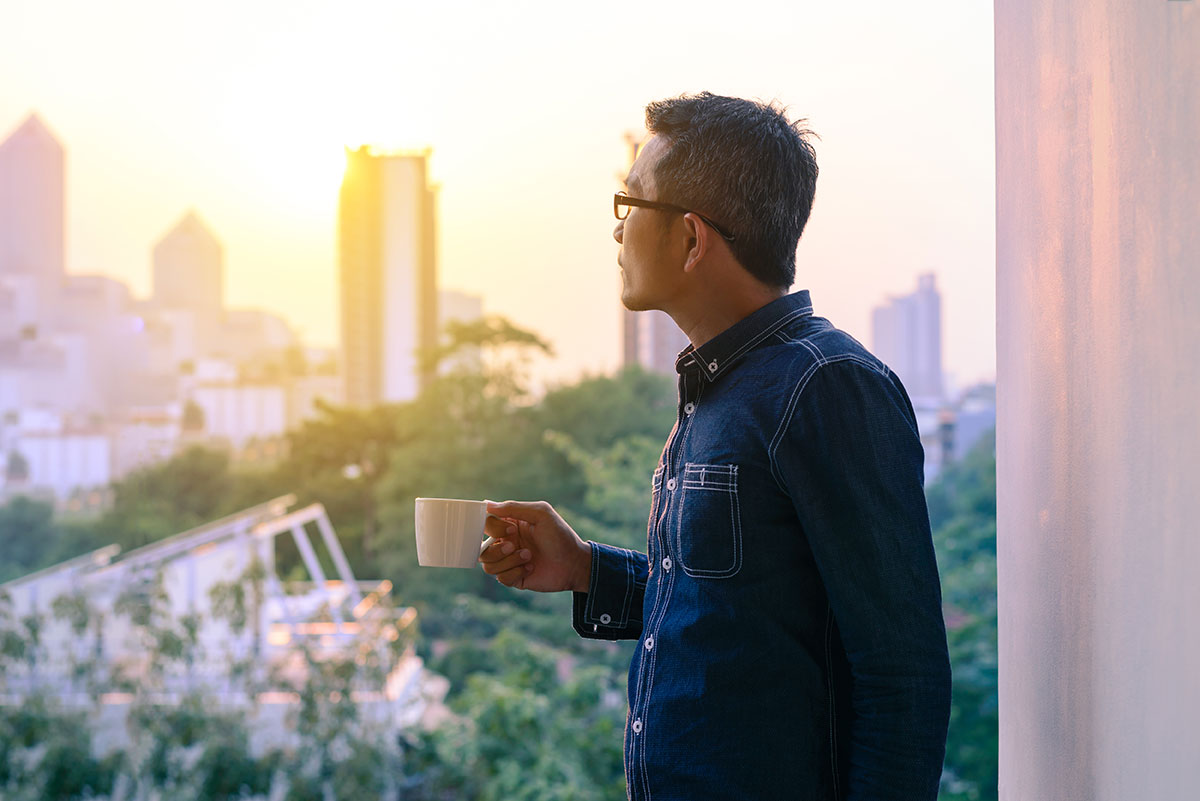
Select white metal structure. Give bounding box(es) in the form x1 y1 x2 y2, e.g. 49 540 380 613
0 495 430 752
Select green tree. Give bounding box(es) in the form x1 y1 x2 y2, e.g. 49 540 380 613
930 428 998 801
421 314 555 398
374 365 674 625
0 497 56 582
181 399 206 432
411 629 626 801
94 446 236 552
0 694 120 800
4 450 29 483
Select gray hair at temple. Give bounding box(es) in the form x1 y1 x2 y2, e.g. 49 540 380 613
644 92 819 288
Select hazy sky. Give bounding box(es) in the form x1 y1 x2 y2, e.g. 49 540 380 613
0 0 996 390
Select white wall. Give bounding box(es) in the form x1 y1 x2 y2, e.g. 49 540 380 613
11 431 111 498
111 416 181 478
192 384 287 448
995 2 1199 800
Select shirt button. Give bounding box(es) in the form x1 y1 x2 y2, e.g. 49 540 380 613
708 360 719 372
683 402 696 415
632 719 643 734
666 477 677 491
599 613 611 624
644 636 654 651
662 556 672 571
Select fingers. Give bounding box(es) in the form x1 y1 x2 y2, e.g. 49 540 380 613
478 537 532 575
484 515 518 539
493 562 534 589
486 500 553 524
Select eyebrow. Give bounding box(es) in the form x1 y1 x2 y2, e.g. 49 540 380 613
625 174 641 192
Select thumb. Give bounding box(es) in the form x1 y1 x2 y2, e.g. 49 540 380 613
486 500 551 525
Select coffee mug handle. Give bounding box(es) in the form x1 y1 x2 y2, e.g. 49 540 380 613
478 512 511 556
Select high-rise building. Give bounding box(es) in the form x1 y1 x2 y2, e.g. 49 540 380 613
619 134 691 375
339 147 438 406
437 288 484 374
152 211 224 356
0 113 65 310
870 273 944 405
627 310 690 375
219 308 297 360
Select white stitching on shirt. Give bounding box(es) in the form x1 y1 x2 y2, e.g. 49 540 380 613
620 549 634 626
676 463 742 578
633 377 703 800
779 329 889 378
806 336 827 362
767 358 824 491
639 537 675 801
798 338 823 363
767 355 900 492
586 540 600 622
701 305 813 377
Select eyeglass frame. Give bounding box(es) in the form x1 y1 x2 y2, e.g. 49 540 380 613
614 191 736 242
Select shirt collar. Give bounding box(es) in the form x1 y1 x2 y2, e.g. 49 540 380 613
675 290 815 381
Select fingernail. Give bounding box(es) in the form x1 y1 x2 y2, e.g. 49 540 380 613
519 549 531 560
525 564 534 573
500 541 515 555
506 526 517 536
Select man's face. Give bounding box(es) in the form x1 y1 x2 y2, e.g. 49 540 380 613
614 135 685 312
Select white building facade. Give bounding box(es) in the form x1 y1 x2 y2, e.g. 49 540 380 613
870 273 944 407
339 147 438 406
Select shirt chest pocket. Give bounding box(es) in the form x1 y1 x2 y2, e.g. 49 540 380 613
648 465 665 540
673 462 743 579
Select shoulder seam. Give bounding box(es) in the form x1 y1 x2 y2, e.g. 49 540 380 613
768 355 893 490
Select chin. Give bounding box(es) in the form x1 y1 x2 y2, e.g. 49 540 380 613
620 289 651 313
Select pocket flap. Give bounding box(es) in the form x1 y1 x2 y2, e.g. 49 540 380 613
681 462 737 491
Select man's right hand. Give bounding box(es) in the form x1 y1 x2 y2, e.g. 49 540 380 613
479 500 592 594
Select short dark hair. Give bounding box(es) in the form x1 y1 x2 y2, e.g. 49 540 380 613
644 92 818 288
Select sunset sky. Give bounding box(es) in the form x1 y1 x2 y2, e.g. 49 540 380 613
0 0 995 391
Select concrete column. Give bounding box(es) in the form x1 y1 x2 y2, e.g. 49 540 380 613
995 2 1199 800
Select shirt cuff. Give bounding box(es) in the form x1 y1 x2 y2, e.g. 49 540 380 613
571 541 645 641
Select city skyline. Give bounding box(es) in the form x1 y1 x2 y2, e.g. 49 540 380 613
0 0 996 389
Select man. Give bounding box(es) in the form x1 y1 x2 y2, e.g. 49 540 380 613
479 93 951 800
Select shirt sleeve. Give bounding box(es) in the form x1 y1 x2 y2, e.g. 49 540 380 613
771 358 952 801
571 540 647 641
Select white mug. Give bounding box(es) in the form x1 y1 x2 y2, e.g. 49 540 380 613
414 498 494 568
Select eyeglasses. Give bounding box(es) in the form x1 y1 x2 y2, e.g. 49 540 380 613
613 191 736 242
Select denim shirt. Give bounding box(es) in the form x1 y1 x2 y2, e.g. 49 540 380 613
571 290 951 801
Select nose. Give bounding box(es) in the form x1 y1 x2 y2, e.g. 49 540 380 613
613 219 624 244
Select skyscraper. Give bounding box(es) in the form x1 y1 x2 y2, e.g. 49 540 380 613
870 273 944 405
152 211 224 356
0 113 65 309
627 310 690 375
437 289 484 375
339 147 438 406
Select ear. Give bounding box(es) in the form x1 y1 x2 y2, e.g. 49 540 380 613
681 213 710 274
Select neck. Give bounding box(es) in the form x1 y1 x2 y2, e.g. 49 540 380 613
671 281 787 350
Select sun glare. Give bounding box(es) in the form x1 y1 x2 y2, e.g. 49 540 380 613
252 137 349 215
